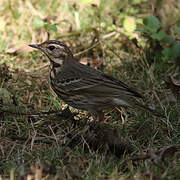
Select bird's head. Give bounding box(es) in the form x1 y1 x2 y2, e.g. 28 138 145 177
29 40 73 66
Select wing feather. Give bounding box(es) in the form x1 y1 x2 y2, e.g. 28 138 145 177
54 61 142 98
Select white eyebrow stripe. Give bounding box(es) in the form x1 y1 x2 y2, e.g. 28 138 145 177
48 44 65 49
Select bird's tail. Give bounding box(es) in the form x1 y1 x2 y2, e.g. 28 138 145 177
135 102 165 118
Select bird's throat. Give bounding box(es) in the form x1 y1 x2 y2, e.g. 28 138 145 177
50 62 63 79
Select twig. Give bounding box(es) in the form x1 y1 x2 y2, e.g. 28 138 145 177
4 136 55 144
49 125 60 146
33 63 49 71
1 109 63 116
102 31 117 39
74 41 100 57
129 154 150 161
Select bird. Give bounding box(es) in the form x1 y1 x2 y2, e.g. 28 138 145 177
29 40 165 121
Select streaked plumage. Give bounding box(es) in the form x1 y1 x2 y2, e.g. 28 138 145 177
29 40 164 121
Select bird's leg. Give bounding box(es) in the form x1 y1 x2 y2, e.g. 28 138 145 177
90 111 104 122
97 111 105 122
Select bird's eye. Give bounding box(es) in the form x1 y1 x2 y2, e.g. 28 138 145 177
48 45 55 51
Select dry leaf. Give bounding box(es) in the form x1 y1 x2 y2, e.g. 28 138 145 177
0 63 12 81
6 42 33 56
64 163 83 179
134 171 154 180
79 57 104 71
131 145 178 164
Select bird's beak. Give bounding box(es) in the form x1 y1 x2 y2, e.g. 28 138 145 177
28 44 41 49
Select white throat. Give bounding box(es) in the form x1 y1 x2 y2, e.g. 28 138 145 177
52 57 63 65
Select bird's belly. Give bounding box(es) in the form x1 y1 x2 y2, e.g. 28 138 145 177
51 84 130 111
62 94 114 111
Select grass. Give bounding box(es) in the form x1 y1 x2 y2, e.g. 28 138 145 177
0 0 180 179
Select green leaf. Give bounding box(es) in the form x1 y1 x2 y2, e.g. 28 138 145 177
0 88 12 105
170 42 180 59
163 35 175 44
32 18 45 28
132 0 147 4
151 30 166 40
162 42 180 61
143 15 161 33
123 17 136 33
47 25 58 32
0 18 5 31
175 27 180 36
162 47 171 61
78 0 100 5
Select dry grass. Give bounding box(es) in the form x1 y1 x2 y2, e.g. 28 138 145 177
0 0 179 179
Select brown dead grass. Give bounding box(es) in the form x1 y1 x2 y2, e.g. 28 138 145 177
0 0 179 179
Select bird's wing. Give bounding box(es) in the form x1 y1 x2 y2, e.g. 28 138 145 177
54 61 142 98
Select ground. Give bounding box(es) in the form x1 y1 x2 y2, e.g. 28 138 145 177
0 0 180 179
